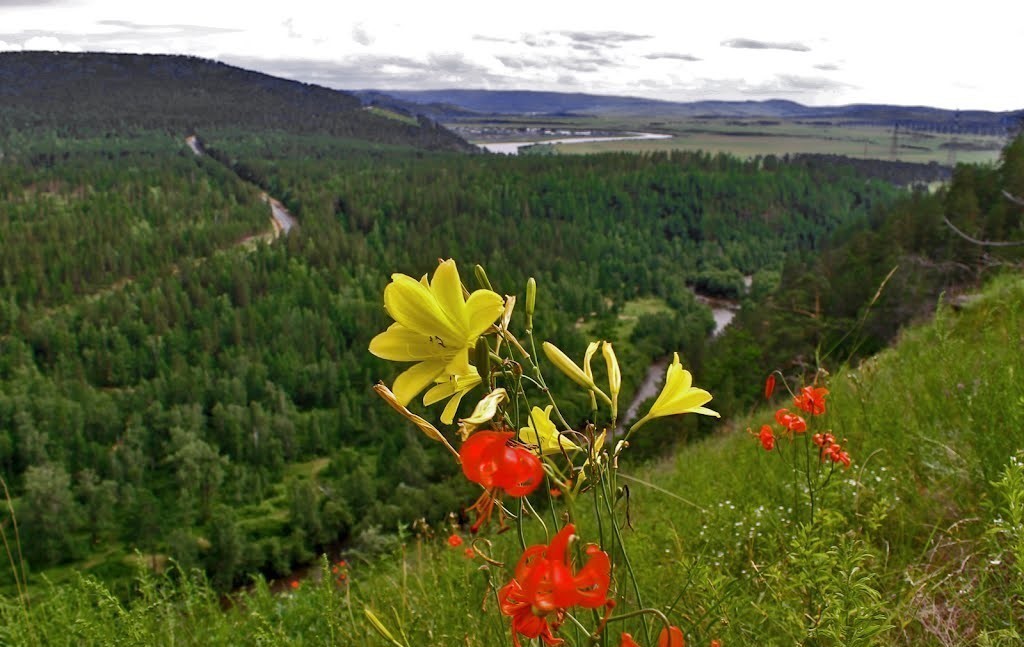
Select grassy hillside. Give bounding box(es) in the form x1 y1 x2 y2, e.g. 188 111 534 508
4 272 1021 646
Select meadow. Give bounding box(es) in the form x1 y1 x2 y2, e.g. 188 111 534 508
459 116 1006 166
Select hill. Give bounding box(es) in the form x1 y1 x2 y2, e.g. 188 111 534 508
0 52 472 151
358 88 1022 134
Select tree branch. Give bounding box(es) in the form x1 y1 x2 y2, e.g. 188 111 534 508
942 216 1024 247
1003 190 1024 207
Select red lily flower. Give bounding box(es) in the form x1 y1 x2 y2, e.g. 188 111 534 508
460 430 543 531
774 408 807 433
794 386 829 416
812 432 835 448
461 431 543 496
823 442 851 468
618 626 686 647
758 425 776 451
498 524 611 647
764 374 776 400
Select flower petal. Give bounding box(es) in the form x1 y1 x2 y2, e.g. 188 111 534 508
465 289 505 338
369 323 451 362
429 259 469 338
392 359 446 406
384 274 462 344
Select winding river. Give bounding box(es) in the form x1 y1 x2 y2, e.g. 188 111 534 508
619 296 739 432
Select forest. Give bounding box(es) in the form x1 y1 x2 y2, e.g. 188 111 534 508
0 124 936 591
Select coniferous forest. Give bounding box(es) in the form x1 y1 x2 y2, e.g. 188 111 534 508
1 52 1023 646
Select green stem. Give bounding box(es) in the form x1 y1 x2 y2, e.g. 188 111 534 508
600 470 651 645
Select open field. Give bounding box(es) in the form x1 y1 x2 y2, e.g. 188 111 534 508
458 117 1008 165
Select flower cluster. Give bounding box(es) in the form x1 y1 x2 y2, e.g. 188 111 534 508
497 524 611 646
369 260 723 646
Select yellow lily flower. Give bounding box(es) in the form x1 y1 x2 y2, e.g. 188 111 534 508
542 341 610 404
629 353 719 434
369 259 504 407
423 369 483 425
518 405 581 455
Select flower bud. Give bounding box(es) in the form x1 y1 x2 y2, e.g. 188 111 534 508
474 264 494 291
525 277 536 318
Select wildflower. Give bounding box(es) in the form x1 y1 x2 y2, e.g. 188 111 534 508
823 442 851 468
460 431 543 531
710 641 722 647
812 432 835 448
794 386 829 416
447 534 464 548
758 425 776 451
289 580 300 590
630 353 719 434
659 626 685 647
463 547 476 559
542 341 608 402
774 408 806 434
498 524 611 647
369 259 504 411
423 368 483 424
618 626 686 647
458 388 508 439
764 374 776 399
519 405 582 455
603 341 622 419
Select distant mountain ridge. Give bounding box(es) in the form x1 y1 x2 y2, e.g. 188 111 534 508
0 52 473 151
357 89 1023 133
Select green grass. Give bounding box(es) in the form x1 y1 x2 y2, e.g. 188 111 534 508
3 274 1024 645
363 107 420 127
577 296 673 340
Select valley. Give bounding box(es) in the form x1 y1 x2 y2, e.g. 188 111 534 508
0 51 1022 647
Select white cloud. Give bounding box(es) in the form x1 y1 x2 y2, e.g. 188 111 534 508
0 40 24 51
23 35 79 51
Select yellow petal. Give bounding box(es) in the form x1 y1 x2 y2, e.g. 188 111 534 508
392 359 446 406
458 388 508 438
519 405 580 455
651 387 713 417
439 387 470 425
543 342 598 391
372 383 459 459
429 259 469 339
602 342 620 419
384 274 462 345
369 323 451 362
465 289 505 338
583 341 600 382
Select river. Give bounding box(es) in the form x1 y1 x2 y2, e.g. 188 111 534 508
480 132 672 155
618 295 738 432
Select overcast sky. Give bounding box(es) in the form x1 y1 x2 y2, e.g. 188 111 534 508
1 0 1020 110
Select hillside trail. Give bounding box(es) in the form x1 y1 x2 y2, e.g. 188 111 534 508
186 135 298 240
0 138 298 337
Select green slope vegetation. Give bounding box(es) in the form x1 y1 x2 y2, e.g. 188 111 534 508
0 52 471 152
3 271 1021 647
